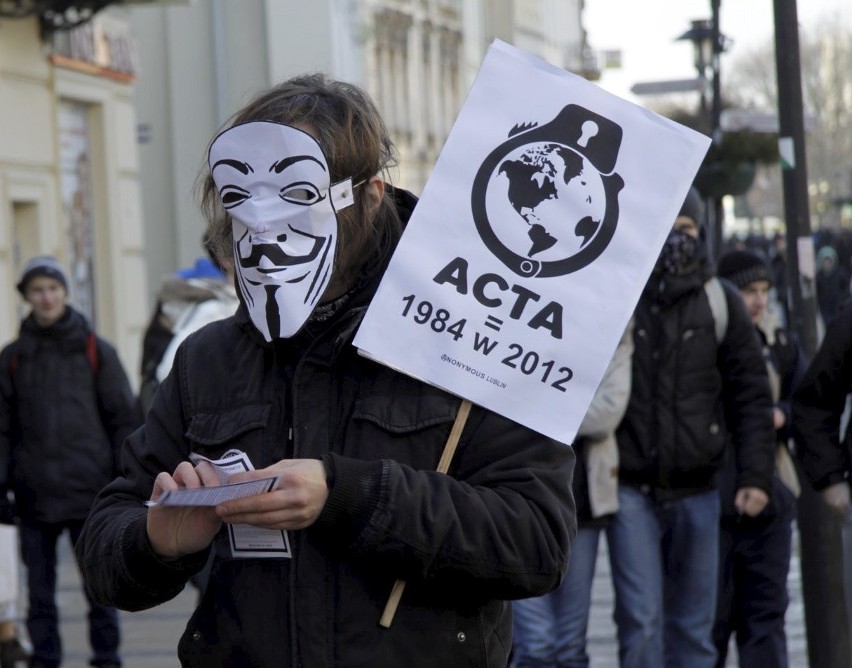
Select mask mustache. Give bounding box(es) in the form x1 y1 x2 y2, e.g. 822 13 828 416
237 237 324 270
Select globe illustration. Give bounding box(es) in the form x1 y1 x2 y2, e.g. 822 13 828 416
484 141 607 264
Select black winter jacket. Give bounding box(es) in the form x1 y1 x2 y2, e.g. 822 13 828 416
75 203 576 668
616 265 775 500
793 304 852 490
0 307 141 523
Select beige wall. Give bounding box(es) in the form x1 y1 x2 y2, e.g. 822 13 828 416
0 15 148 386
129 0 271 303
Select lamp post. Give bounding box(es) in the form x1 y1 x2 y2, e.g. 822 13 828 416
677 19 715 125
677 10 727 260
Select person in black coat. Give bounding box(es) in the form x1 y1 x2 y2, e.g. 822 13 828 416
0 255 141 668
74 74 576 668
713 249 806 668
793 303 852 510
608 188 775 667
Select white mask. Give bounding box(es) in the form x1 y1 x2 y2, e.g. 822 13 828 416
208 121 356 340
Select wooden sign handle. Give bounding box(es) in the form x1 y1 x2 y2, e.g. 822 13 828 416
379 398 473 628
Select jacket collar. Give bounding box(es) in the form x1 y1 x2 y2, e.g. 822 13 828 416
18 306 91 357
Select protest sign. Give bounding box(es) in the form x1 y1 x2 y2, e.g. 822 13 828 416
354 40 711 445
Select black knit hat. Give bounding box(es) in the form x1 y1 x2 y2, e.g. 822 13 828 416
717 249 772 289
16 255 68 295
678 186 704 227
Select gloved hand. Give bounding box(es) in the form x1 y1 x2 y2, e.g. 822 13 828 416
821 482 851 518
0 489 17 525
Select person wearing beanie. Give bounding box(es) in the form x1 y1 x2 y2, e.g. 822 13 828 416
713 248 805 667
607 187 775 666
0 255 142 668
15 256 68 297
678 182 704 229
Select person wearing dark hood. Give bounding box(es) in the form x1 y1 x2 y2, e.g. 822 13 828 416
74 74 576 668
607 187 775 667
0 255 141 668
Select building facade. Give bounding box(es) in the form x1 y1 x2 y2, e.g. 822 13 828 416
128 0 591 302
0 0 591 383
0 8 149 380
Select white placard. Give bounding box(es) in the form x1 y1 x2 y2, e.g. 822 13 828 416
354 40 710 445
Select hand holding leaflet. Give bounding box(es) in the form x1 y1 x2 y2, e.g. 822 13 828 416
144 476 280 507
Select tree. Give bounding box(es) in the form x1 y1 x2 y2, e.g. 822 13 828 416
724 16 852 229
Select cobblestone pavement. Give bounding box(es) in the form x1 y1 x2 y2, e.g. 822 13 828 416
13 528 807 667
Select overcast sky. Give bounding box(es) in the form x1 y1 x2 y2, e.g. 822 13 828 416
584 0 852 104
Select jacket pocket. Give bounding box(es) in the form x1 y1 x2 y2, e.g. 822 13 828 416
348 380 461 470
352 386 458 433
185 403 271 450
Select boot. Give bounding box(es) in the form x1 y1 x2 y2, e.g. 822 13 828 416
0 637 30 668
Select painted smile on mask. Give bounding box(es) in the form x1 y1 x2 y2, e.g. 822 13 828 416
209 121 355 341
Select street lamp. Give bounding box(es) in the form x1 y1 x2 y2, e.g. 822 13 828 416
676 19 715 124
677 7 729 260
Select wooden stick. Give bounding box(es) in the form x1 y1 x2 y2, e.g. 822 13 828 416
379 398 473 628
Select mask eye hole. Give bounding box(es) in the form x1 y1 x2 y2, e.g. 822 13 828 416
220 186 250 209
280 182 324 206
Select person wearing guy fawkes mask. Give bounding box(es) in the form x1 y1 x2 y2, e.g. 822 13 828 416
607 186 776 668
75 74 575 668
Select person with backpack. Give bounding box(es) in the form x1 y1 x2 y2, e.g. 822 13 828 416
0 256 142 668
608 188 775 667
713 249 805 667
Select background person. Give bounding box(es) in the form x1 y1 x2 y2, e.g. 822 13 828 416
713 249 805 668
815 244 850 327
0 519 29 668
139 235 237 414
608 188 775 668
512 320 632 667
791 302 852 648
0 256 141 668
75 74 576 668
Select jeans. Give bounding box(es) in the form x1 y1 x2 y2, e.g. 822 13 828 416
19 519 121 668
607 485 719 668
512 527 601 667
713 481 795 668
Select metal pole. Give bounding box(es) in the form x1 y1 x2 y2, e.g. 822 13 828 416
773 1 849 665
710 0 724 260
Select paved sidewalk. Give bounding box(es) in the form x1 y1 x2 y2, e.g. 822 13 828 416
15 534 195 668
14 528 807 667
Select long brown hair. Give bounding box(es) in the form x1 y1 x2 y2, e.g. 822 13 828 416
198 73 402 296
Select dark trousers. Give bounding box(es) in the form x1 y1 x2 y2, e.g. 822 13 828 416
713 486 795 668
19 519 121 668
